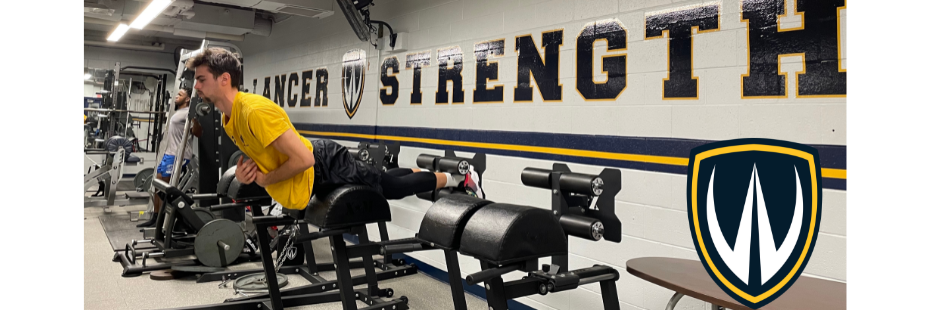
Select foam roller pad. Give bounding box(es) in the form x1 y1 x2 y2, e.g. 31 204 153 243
459 203 568 265
417 195 494 250
217 166 238 195
304 185 391 229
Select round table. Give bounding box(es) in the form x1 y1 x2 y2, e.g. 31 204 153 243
626 257 845 310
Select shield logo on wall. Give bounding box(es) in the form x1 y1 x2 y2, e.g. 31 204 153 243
341 48 366 119
687 138 823 309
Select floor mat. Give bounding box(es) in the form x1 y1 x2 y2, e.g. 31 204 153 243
99 212 149 251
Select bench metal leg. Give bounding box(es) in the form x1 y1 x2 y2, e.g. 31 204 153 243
255 221 284 310
330 234 358 310
480 261 509 310
444 250 468 310
355 228 381 297
600 278 620 310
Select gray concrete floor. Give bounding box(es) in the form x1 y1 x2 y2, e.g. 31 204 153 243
84 196 490 309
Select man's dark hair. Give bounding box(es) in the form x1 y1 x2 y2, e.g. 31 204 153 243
186 47 241 89
179 87 193 98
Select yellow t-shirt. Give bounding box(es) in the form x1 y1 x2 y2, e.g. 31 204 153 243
223 92 315 210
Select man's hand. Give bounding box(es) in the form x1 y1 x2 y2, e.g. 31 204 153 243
235 155 257 184
191 120 203 138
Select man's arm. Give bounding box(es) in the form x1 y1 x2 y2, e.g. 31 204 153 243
191 119 203 138
254 129 315 186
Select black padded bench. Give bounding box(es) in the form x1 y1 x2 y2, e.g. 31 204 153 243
216 185 410 310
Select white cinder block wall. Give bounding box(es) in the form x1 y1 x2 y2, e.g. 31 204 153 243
238 0 847 309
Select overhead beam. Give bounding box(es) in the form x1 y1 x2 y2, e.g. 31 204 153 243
84 40 166 51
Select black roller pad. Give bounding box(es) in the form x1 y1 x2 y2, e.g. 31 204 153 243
216 166 238 196
459 203 568 265
304 185 391 229
417 195 494 250
225 167 270 200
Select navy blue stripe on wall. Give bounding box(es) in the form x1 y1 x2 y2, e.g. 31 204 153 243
294 123 846 190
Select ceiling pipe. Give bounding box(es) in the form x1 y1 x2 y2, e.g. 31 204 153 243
86 16 256 41
128 0 195 18
121 66 177 75
171 28 244 41
84 40 166 51
205 32 245 41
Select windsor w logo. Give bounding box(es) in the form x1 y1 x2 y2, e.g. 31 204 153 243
341 48 366 119
687 138 822 309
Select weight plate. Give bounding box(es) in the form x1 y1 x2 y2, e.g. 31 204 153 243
134 168 155 191
193 209 216 223
172 265 225 273
195 102 212 117
149 270 177 280
194 219 245 267
233 273 289 292
227 150 250 169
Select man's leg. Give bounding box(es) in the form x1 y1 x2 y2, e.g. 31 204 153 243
379 171 464 200
153 174 170 213
384 168 423 177
137 156 174 227
314 139 459 193
136 173 170 228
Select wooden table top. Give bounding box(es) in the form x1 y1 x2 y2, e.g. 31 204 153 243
626 257 846 310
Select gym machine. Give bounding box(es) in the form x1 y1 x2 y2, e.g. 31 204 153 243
114 168 265 277
348 141 401 172
465 164 622 309
84 143 150 209
167 184 411 310
371 150 490 310
84 63 174 211
193 140 397 284
381 163 623 310
115 40 253 272
85 62 170 151
192 141 415 298
134 40 245 223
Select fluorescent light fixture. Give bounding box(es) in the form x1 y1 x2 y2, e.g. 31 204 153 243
84 73 92 80
107 24 130 42
130 0 172 30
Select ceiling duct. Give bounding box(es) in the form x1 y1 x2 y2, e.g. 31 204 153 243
85 40 166 51
84 0 273 44
198 0 335 18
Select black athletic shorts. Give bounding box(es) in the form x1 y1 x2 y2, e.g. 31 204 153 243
310 139 383 195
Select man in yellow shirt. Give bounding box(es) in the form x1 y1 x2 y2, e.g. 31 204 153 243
186 47 481 210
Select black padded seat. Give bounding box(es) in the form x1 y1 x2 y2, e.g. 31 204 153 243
304 185 390 229
217 166 239 196
417 195 494 250
458 203 568 265
226 179 269 200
